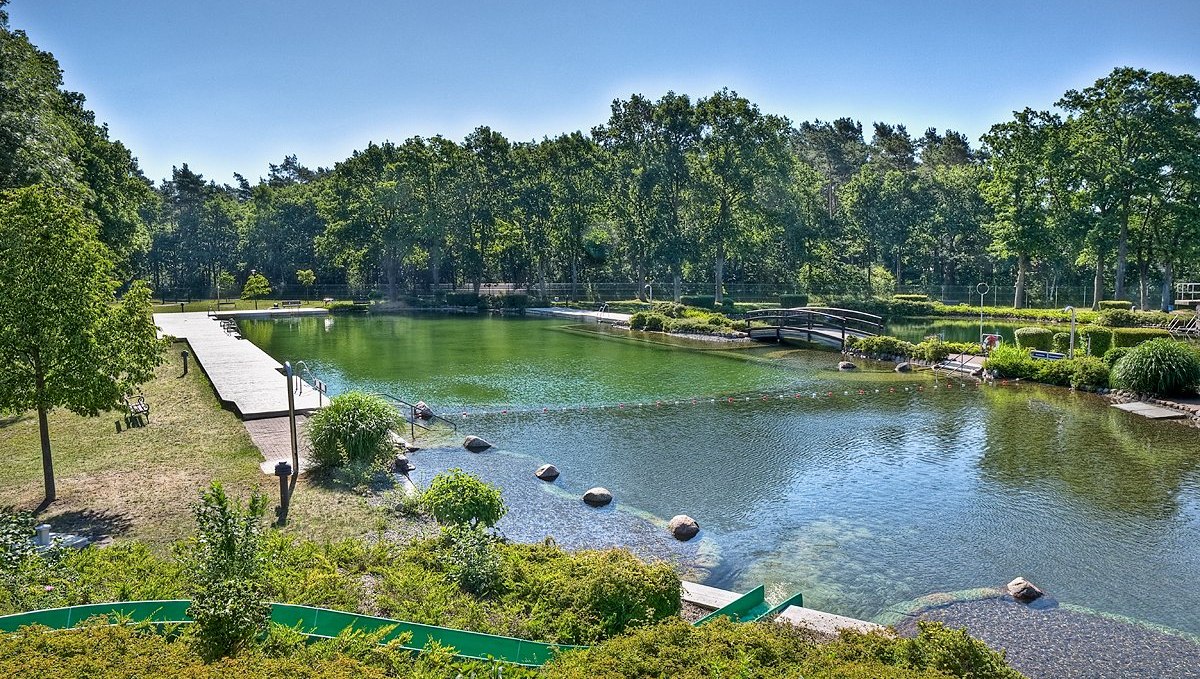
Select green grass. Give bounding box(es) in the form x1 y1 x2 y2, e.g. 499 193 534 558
0 345 389 548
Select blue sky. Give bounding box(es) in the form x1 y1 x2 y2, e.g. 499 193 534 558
9 0 1199 185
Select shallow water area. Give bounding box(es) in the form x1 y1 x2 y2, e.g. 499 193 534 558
241 314 1200 638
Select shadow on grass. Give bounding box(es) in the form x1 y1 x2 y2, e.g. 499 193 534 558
0 414 30 429
40 507 134 541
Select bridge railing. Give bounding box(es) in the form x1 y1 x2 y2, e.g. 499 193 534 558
744 307 883 335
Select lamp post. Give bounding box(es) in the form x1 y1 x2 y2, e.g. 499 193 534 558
1063 306 1076 358
976 283 990 348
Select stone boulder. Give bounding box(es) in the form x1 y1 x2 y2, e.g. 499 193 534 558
838 361 857 371
463 435 492 453
668 515 700 541
414 401 435 420
894 362 912 373
583 487 613 507
392 454 414 473
535 464 560 482
1006 577 1044 603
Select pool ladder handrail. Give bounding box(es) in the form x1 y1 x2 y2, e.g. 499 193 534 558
376 392 459 438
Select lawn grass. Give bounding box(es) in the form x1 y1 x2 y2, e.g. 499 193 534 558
0 345 386 548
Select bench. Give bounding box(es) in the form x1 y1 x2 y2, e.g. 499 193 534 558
124 395 150 427
281 300 302 308
1030 350 1066 361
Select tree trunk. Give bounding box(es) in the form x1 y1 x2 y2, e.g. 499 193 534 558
569 259 578 300
1092 255 1103 310
1138 261 1149 311
1160 260 1174 312
429 243 441 294
672 267 682 304
34 365 55 503
714 242 725 304
636 263 647 302
1013 253 1028 309
1115 213 1129 300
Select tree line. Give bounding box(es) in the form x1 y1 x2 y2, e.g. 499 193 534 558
3 8 1198 310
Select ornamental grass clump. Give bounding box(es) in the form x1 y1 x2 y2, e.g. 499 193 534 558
1110 338 1200 396
306 392 399 470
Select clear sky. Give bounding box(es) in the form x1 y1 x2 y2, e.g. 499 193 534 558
9 0 1199 185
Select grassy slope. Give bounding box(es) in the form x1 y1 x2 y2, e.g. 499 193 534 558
0 345 384 547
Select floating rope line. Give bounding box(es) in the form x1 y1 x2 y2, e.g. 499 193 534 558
436 378 1004 420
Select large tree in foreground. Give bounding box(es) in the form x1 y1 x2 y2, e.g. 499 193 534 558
0 185 165 503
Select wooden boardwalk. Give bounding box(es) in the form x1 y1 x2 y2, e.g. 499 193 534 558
155 312 323 420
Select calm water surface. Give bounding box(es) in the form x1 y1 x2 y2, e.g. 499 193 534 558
240 315 1200 635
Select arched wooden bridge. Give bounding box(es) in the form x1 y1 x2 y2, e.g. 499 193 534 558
744 307 883 349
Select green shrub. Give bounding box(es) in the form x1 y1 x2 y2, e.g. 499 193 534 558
679 295 715 308
422 469 506 529
326 300 367 313
1014 326 1053 351
983 344 1036 379
182 482 271 661
628 311 648 330
848 335 916 358
1102 346 1132 368
644 312 666 331
1111 338 1200 396
1098 300 1134 310
779 293 809 307
306 392 399 470
1052 332 1071 354
1110 327 1170 348
1034 359 1074 386
892 293 930 302
501 293 528 309
440 525 501 596
1069 356 1110 389
444 291 481 307
545 617 1020 679
652 302 687 318
1078 325 1112 356
1096 308 1140 327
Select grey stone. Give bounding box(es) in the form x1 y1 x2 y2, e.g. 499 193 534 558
583 487 613 507
463 435 492 453
535 464 559 481
668 514 700 541
393 454 414 473
1007 577 1045 603
895 362 913 373
414 401 435 420
838 361 857 371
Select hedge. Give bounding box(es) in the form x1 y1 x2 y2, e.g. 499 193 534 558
1098 300 1134 310
444 292 481 307
679 295 715 308
892 293 930 302
1052 332 1071 354
1111 327 1170 348
1078 325 1112 356
1014 327 1053 351
779 293 809 308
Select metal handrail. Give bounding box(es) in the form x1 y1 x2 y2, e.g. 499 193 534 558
376 392 459 438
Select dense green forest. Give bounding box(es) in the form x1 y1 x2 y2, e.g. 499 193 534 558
3 6 1198 309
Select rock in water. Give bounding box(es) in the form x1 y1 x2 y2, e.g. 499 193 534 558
895 362 912 373
392 454 414 473
838 361 857 371
1006 577 1045 603
583 487 613 507
668 515 700 541
414 401 435 420
463 435 492 453
535 464 559 482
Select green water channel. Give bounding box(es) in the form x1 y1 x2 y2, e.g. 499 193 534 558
240 314 1200 636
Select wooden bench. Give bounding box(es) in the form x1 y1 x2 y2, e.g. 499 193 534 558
124 395 150 427
281 300 302 308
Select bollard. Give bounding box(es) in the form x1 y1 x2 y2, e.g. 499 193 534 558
35 524 51 547
181 350 189 376
274 461 293 525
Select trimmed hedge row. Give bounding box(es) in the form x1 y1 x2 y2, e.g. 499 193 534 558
1014 327 1054 351
779 293 809 308
1098 300 1134 310
982 344 1111 389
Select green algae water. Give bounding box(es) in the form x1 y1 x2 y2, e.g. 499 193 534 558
240 314 1200 637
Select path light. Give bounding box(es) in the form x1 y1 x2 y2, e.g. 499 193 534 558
274 460 293 526
1063 306 1077 358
